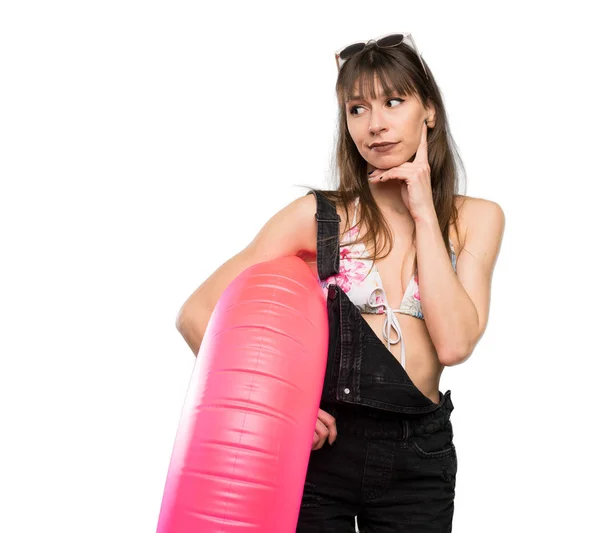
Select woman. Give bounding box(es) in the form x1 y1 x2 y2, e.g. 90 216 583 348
176 33 504 532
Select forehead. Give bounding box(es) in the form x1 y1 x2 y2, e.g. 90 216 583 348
344 74 418 103
347 87 409 103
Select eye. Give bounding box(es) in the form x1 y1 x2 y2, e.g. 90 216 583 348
387 97 404 107
348 98 405 116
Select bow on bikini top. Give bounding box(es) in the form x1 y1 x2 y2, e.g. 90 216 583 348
320 197 457 369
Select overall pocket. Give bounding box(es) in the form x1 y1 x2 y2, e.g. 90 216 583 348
409 418 456 459
409 418 458 485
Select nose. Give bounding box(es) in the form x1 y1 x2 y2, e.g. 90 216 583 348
369 124 385 134
368 105 388 135
369 117 387 135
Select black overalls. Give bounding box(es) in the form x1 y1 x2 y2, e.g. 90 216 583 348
296 189 458 532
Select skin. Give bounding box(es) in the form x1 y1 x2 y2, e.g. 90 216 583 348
312 76 505 450
312 77 437 451
347 76 436 218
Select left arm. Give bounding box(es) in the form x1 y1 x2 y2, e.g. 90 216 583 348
415 198 505 366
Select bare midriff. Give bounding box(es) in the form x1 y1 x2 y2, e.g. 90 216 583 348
299 196 466 406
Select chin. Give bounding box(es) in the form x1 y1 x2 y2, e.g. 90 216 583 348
368 157 404 169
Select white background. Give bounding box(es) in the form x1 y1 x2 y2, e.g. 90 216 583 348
1 1 599 531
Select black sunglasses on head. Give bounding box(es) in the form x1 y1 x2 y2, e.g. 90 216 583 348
334 32 428 79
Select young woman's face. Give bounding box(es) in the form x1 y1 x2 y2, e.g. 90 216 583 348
345 76 434 171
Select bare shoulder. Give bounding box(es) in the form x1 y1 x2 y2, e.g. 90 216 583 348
453 194 505 255
248 192 319 257
451 195 503 252
292 192 319 255
457 194 505 228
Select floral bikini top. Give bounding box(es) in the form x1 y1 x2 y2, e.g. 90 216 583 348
320 197 457 369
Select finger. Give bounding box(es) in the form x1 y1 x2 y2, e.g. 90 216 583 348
312 431 320 450
369 171 392 183
317 408 335 426
373 170 409 184
317 409 338 445
315 418 329 438
414 120 429 164
327 422 337 445
313 419 329 450
315 419 329 442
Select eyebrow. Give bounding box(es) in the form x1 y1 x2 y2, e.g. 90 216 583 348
346 92 403 103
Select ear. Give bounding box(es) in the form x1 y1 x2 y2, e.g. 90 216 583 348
424 100 437 128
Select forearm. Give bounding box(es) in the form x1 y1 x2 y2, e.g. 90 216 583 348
414 212 479 365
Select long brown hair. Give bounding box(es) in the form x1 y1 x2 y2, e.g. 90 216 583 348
297 40 467 275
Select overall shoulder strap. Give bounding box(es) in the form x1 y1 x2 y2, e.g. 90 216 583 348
305 189 340 280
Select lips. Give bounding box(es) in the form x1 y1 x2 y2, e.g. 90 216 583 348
370 142 398 153
369 142 398 148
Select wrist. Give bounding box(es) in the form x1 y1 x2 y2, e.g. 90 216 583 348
414 208 438 226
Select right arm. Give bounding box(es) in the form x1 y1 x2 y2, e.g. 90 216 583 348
175 193 318 357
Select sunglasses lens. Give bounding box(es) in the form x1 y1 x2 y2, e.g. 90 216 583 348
339 42 366 61
377 34 405 48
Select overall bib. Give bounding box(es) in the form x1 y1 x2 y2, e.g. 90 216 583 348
296 190 458 532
